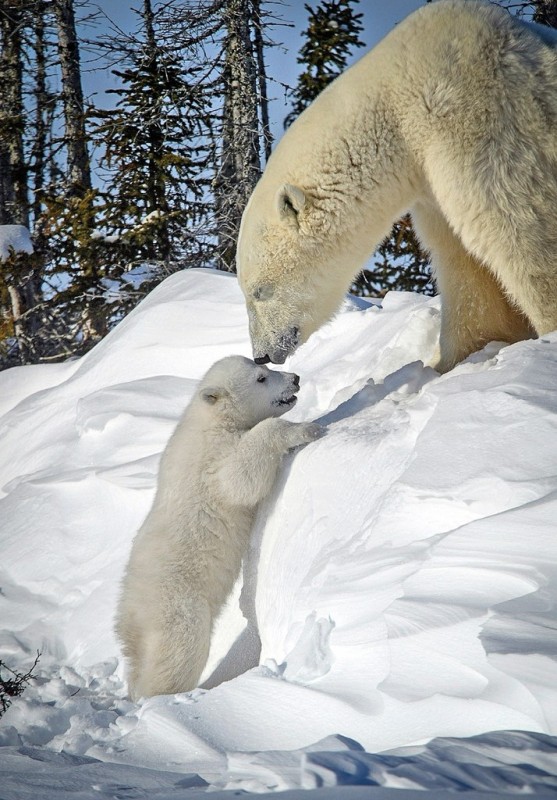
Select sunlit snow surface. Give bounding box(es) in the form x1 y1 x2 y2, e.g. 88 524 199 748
1 269 557 797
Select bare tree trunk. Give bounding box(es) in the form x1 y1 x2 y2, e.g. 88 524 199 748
0 1 42 364
251 0 272 162
215 0 262 271
54 0 107 343
53 0 91 197
31 1 48 226
0 5 28 226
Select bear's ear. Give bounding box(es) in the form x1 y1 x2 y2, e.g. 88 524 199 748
277 183 306 226
200 386 224 405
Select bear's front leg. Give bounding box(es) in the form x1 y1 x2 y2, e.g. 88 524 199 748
268 418 323 452
217 419 323 507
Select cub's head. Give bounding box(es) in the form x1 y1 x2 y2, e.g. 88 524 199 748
198 355 300 429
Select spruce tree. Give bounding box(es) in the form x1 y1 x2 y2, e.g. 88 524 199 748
533 0 557 25
147 0 273 273
284 0 364 128
352 215 435 298
495 0 557 24
92 0 215 315
0 0 282 364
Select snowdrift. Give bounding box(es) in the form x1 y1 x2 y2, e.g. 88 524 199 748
1 269 557 795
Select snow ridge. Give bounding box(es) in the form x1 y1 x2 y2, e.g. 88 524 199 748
1 269 557 796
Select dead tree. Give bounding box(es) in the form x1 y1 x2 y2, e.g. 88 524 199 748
214 0 268 271
53 0 91 198
53 0 106 342
0 1 42 364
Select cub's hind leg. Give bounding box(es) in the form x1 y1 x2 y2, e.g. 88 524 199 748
130 592 212 700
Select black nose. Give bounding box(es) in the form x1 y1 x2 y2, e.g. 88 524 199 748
293 374 300 387
254 355 271 365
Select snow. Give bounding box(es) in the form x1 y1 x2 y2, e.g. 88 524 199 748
0 225 33 261
1 268 557 797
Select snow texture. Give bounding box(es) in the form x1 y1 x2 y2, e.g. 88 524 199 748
0 225 33 261
1 269 557 798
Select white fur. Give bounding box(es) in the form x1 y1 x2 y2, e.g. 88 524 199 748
116 356 321 700
237 0 557 371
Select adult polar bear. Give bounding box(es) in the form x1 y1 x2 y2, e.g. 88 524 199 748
237 0 557 372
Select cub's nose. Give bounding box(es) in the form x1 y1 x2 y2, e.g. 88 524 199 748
292 374 300 387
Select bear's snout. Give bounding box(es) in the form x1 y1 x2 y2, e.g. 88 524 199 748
257 326 300 364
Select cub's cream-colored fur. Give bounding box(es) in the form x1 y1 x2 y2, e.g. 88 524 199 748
116 356 321 700
237 0 557 371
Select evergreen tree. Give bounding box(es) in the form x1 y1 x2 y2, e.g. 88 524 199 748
533 0 557 25
0 0 279 365
0 0 118 367
284 0 364 128
93 0 215 307
495 0 557 24
144 0 274 273
352 214 435 298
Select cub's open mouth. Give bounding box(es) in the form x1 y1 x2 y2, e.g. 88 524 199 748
275 395 297 407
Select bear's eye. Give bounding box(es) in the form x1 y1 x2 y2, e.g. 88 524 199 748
253 284 274 302
256 374 266 383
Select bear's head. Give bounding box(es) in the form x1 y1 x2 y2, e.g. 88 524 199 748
198 355 300 429
237 182 362 365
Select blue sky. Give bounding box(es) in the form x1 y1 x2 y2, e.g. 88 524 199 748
86 0 424 142
264 0 425 137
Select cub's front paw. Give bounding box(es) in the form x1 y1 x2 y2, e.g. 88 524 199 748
300 422 324 442
288 421 325 449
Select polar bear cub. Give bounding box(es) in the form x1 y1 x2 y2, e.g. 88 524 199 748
116 355 321 700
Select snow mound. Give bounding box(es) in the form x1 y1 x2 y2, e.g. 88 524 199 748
1 268 557 795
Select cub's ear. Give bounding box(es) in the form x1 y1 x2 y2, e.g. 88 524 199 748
200 386 224 405
277 183 306 226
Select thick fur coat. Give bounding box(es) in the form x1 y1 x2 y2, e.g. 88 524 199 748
237 0 557 371
116 356 321 700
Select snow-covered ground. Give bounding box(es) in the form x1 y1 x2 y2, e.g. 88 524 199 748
1 269 557 798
